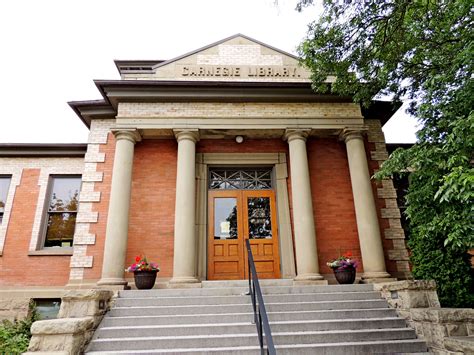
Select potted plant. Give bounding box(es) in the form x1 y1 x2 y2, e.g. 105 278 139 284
126 255 160 289
327 251 358 284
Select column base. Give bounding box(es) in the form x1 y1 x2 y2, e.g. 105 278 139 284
293 279 328 285
96 277 128 288
362 271 392 279
294 273 325 281
169 276 200 287
361 271 396 284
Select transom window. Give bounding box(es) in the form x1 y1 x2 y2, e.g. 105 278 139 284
43 176 81 248
209 168 272 190
0 176 11 224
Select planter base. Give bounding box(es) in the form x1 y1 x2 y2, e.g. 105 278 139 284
134 271 158 289
334 268 356 284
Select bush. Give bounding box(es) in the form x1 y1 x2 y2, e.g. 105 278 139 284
0 302 39 354
409 229 474 308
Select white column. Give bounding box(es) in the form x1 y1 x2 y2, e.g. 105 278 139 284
343 130 391 279
97 129 141 286
170 129 200 284
284 129 324 281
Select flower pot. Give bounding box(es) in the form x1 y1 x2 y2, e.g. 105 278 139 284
134 270 158 289
334 267 356 284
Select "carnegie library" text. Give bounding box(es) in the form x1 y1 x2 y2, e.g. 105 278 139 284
179 65 302 78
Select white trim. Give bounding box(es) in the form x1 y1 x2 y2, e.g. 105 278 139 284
29 168 84 251
0 170 21 255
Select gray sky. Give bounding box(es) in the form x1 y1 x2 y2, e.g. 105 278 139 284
0 0 417 144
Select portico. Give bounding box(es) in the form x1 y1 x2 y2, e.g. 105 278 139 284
66 34 408 288
96 119 391 286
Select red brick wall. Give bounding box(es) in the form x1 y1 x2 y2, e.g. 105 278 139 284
0 169 71 286
126 140 178 278
124 137 368 278
197 138 288 154
307 138 363 274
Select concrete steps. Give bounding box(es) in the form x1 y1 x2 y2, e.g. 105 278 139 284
86 281 428 354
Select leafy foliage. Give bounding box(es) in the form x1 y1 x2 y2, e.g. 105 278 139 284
0 302 39 354
298 0 473 307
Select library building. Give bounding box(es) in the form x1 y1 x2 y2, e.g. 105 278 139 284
0 34 410 291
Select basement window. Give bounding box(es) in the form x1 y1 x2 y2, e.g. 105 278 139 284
34 299 61 320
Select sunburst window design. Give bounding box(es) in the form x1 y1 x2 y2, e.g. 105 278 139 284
209 168 272 190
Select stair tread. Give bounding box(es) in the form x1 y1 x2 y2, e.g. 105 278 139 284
86 339 427 354
99 316 404 330
92 327 414 342
106 307 395 318
113 298 386 309
117 291 380 300
91 282 426 354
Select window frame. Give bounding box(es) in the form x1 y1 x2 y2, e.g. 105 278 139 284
0 175 12 225
39 175 82 250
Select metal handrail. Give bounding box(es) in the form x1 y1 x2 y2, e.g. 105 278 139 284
245 239 276 355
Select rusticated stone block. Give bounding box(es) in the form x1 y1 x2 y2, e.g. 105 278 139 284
401 308 474 353
410 308 474 324
58 289 113 327
375 280 441 309
0 297 30 321
27 317 94 354
444 336 474 354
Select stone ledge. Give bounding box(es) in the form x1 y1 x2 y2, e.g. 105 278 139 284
61 289 113 302
31 317 94 335
376 280 441 309
28 317 94 353
444 336 474 353
58 289 113 322
374 280 437 292
24 352 68 355
411 308 474 323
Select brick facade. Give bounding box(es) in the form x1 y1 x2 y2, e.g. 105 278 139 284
0 125 408 286
0 161 81 286
0 36 410 286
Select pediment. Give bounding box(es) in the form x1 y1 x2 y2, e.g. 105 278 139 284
151 34 311 82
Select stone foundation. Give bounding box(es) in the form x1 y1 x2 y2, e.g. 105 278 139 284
375 280 473 354
0 297 30 321
27 317 94 354
27 289 114 354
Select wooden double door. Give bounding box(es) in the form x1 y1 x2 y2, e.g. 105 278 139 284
208 190 281 280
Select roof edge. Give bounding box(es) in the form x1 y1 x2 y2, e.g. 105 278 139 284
0 143 88 157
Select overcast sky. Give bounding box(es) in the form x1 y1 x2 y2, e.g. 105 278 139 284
0 0 417 144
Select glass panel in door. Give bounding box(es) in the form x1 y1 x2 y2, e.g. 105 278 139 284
247 197 272 239
214 198 238 240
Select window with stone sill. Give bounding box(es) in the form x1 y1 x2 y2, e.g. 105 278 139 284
0 176 11 224
41 175 81 248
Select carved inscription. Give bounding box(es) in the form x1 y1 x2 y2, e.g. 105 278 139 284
180 65 302 78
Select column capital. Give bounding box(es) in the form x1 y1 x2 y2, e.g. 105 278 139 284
112 129 142 144
174 129 200 143
283 129 311 143
339 128 366 143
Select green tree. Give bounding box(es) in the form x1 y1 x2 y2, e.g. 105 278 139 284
297 0 473 307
